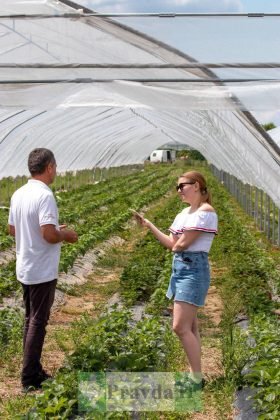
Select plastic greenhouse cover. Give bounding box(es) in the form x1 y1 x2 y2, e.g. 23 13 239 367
1 81 280 111
1 105 280 207
0 1 280 207
0 12 280 111
0 0 73 15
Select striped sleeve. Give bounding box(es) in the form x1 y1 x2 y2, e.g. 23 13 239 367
182 211 218 235
169 213 184 235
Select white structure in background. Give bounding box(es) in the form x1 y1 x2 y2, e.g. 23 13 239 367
150 150 176 163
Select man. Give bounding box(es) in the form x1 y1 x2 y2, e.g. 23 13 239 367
8 148 78 390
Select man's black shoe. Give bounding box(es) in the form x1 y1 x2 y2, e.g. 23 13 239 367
22 379 43 393
22 370 52 392
38 369 52 382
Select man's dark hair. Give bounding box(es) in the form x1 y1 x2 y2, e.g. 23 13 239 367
28 148 56 176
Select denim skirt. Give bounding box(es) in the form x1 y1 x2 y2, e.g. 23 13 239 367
166 251 210 307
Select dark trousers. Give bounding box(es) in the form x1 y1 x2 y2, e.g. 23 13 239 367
21 279 57 384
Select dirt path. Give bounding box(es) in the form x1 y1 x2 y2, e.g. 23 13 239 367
0 259 123 399
0 258 227 410
0 223 146 400
191 265 229 420
0 191 229 418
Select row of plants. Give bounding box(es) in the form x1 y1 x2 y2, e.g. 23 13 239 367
0 169 188 418
14 308 173 419
0 166 160 252
246 315 280 418
55 166 158 205
120 192 182 305
139 167 280 418
0 207 13 251
0 165 144 206
0 260 16 299
3 163 279 417
0 166 175 298
57 167 171 225
0 307 23 356
208 172 280 418
58 168 176 273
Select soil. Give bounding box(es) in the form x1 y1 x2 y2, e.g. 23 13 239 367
0 248 15 266
0 191 228 418
0 258 226 417
0 239 125 400
204 285 223 326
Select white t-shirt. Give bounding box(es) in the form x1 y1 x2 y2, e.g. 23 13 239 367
8 179 61 285
169 207 218 253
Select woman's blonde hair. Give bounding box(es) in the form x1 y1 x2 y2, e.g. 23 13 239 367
180 171 212 204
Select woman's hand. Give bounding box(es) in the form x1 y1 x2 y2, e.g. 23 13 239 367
131 212 174 250
132 211 151 228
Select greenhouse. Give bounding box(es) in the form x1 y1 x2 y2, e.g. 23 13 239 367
0 0 279 418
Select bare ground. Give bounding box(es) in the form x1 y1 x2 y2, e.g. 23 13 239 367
0 259 228 419
191 269 229 420
0 194 230 418
0 218 145 401
0 246 126 400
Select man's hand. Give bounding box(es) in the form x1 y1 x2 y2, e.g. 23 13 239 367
8 224 15 237
41 224 78 244
61 229 78 243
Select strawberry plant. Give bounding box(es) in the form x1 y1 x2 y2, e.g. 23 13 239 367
245 315 280 418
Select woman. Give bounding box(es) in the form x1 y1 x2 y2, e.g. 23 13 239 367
133 171 218 387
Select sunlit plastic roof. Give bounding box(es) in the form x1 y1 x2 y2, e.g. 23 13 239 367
0 1 280 205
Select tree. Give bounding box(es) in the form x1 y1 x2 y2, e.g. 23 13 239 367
262 122 276 131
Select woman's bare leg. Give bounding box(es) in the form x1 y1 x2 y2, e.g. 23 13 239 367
192 315 201 350
172 301 201 374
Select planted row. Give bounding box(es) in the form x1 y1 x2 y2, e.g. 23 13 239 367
5 166 187 418
58 167 172 224
208 168 280 417
0 167 175 298
19 307 172 419
58 172 177 273
120 191 182 305
0 166 164 252
0 208 13 251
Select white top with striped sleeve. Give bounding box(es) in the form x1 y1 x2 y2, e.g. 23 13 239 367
169 207 218 253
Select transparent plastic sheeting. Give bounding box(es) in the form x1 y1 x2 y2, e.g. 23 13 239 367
1 106 280 208
0 0 72 15
1 1 280 207
1 81 280 111
0 15 280 81
115 16 280 65
1 12 280 68
0 107 168 177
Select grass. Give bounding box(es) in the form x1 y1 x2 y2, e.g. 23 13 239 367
97 247 129 269
83 278 120 298
0 394 35 420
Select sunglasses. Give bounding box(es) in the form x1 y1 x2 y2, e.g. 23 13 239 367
176 182 195 191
